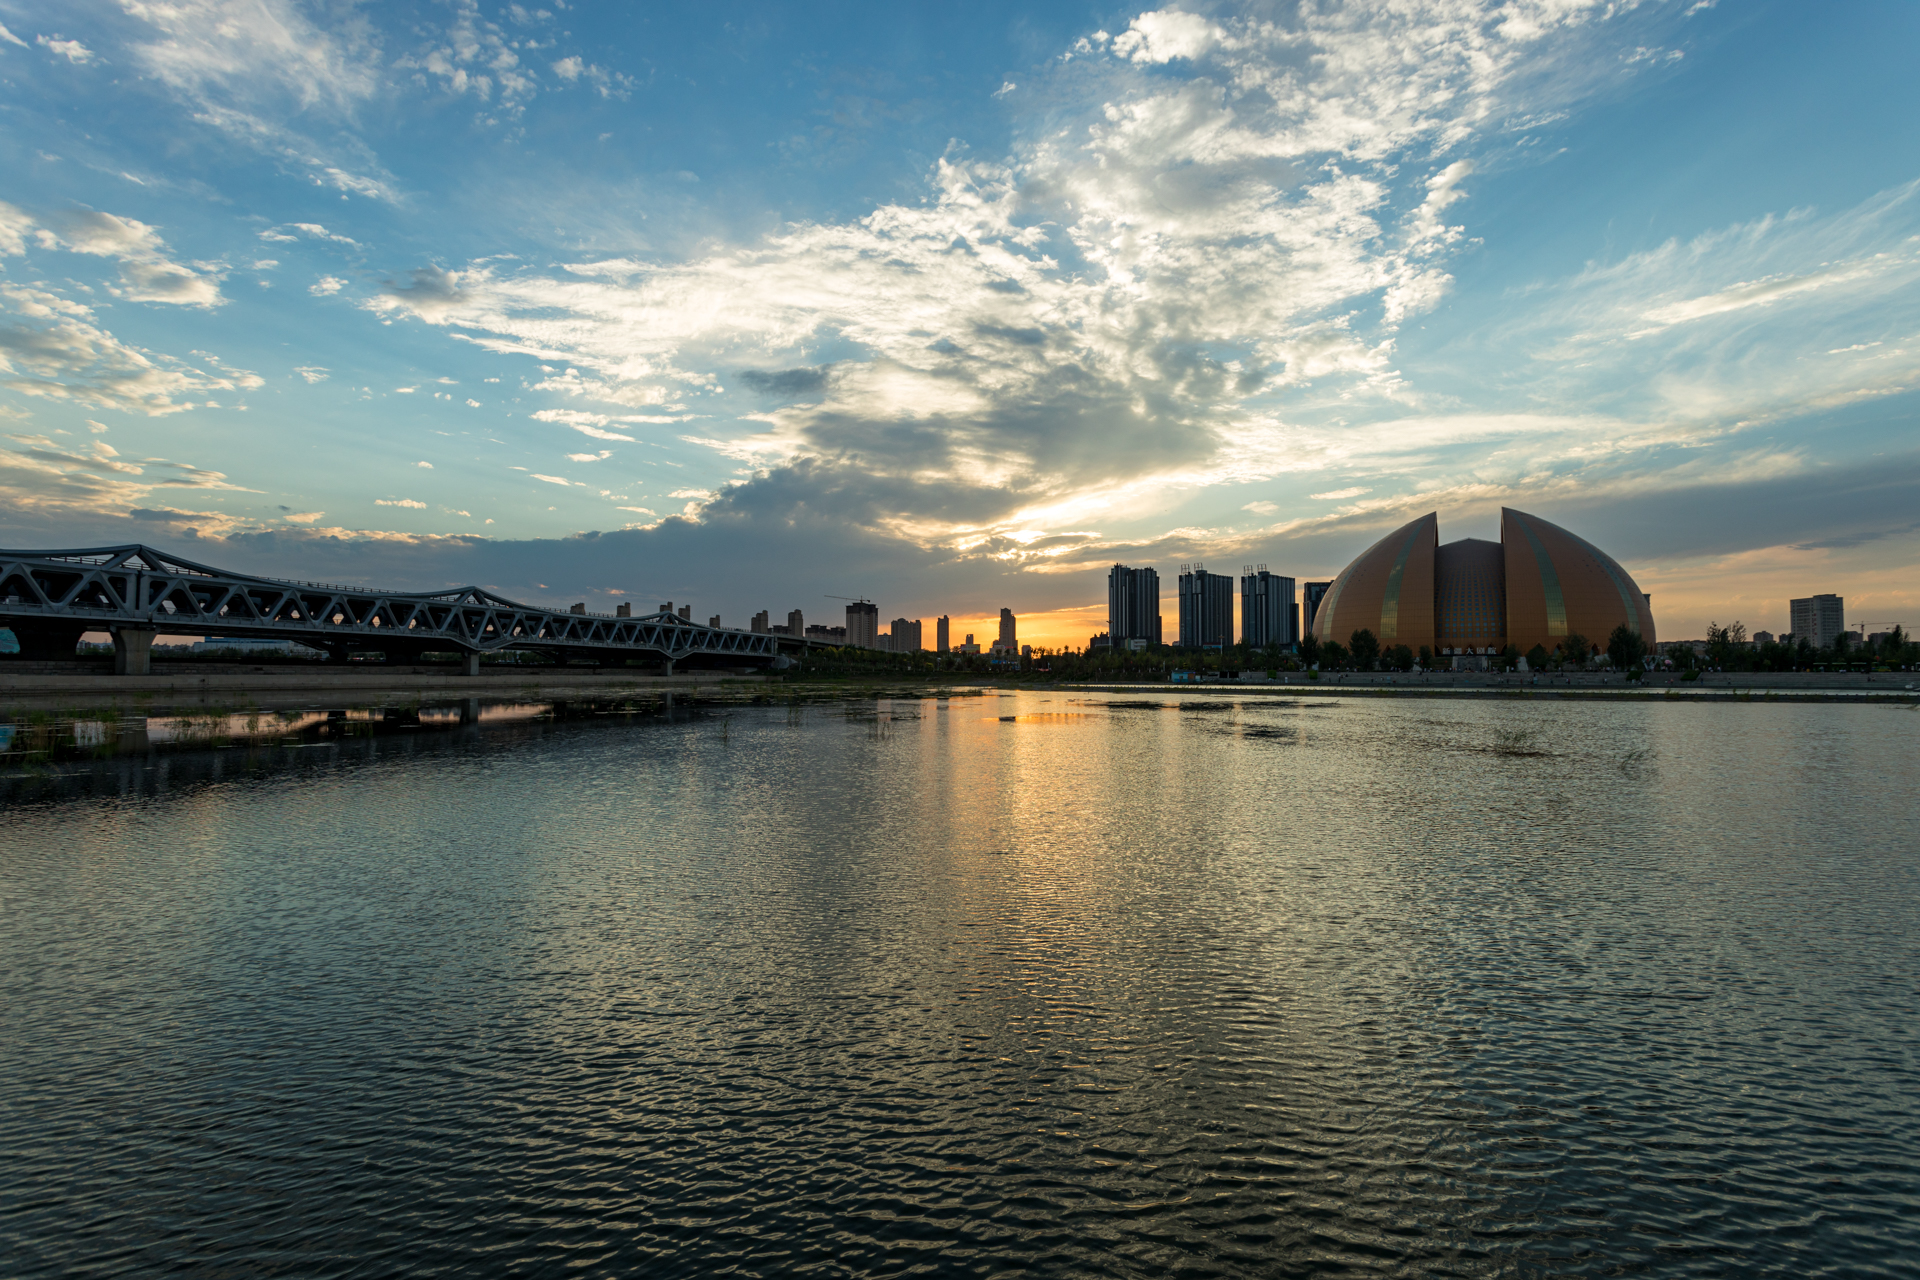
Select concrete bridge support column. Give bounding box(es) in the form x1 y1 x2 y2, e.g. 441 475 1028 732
112 628 157 675
463 651 481 676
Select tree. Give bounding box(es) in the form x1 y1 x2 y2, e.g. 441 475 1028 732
1606 624 1648 672
1558 632 1590 669
1320 640 1348 669
1349 628 1381 670
1388 644 1414 671
1299 633 1321 667
1418 645 1433 668
1526 643 1549 670
1501 643 1521 670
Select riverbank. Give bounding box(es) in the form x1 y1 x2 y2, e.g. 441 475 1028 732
0 663 768 713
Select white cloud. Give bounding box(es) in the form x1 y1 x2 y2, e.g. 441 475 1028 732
1241 500 1278 515
416 460 433 468
1110 11 1222 64
566 450 612 462
0 23 28 48
465 397 480 406
118 0 399 201
38 35 95 64
531 408 637 441
0 283 259 414
4 205 224 306
361 2 1742 561
375 498 427 508
310 276 347 296
530 473 576 486
284 510 324 522
1309 487 1372 501
294 366 329 383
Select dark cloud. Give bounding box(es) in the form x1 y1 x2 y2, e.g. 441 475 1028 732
736 365 831 398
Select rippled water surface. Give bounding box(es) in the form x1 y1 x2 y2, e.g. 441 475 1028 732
4 691 1918 1277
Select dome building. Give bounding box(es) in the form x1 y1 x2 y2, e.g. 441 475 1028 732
1310 507 1654 662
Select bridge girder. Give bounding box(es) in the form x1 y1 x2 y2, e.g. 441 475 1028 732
0 544 779 666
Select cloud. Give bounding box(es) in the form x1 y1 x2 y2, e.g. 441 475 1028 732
530 473 577 486
531 408 637 441
0 283 260 413
566 450 612 462
1309 487 1372 501
3 205 224 306
415 460 433 468
310 276 347 296
284 510 324 523
1110 11 1223 64
1241 500 1278 515
0 24 27 48
375 498 427 508
361 3 1697 568
117 0 399 201
38 35 95 64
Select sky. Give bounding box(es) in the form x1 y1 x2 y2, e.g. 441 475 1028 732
2 0 1917 648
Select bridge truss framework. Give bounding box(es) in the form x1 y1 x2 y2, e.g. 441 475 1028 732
0 544 784 674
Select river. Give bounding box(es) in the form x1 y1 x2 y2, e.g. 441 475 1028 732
3 690 1915 1276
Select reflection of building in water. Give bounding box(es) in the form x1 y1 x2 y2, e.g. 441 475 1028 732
1310 507 1656 664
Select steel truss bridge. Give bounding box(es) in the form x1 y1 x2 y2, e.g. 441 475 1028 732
0 544 786 673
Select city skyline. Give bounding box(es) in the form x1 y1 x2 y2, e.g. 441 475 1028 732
1 2 1916 645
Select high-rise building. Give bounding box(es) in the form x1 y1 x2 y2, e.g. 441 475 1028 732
787 609 804 636
708 615 721 629
677 605 691 621
1300 580 1332 637
846 601 879 648
751 610 769 633
1107 564 1162 647
1178 564 1233 649
937 615 950 653
805 624 848 643
1790 594 1845 648
889 618 923 652
1240 565 1297 647
996 608 1017 653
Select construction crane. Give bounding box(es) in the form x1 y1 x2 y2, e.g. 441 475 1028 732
824 595 872 604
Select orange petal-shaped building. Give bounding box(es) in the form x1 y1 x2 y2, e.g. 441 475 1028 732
1309 508 1655 659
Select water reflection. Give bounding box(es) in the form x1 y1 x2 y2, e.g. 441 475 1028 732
2 691 1916 1276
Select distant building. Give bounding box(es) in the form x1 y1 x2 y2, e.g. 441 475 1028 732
993 608 1017 653
751 610 770 633
677 605 691 621
806 624 848 644
708 615 721 629
1790 594 1845 649
937 615 950 653
889 617 923 652
1300 580 1332 637
955 632 981 655
1089 631 1111 650
1240 565 1296 648
1752 629 1774 645
1178 564 1233 649
846 601 879 648
616 602 632 617
788 608 805 635
1107 563 1162 647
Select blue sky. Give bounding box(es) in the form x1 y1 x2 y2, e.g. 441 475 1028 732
2 0 1917 644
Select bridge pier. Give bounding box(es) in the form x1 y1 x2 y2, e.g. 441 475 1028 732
112 627 157 675
462 651 481 676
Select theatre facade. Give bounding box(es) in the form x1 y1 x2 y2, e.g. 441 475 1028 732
1308 508 1656 663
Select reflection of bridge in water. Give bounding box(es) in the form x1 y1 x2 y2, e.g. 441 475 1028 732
0 544 791 675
